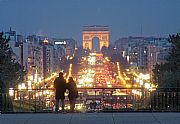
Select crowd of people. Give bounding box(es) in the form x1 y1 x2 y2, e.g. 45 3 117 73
54 72 78 113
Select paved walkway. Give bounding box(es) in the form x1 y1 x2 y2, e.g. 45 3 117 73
0 112 180 124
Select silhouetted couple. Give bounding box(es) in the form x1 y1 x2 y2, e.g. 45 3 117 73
54 72 78 113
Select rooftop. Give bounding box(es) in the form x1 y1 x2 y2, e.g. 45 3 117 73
83 25 109 31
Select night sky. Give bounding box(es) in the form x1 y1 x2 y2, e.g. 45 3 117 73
0 0 180 44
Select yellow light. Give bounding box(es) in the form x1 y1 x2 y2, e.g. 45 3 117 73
43 39 49 43
90 53 96 56
151 84 156 88
27 80 32 91
136 78 140 83
77 105 82 110
106 81 110 84
140 73 150 80
43 91 46 95
126 84 132 88
28 81 31 86
9 88 14 96
144 83 150 89
116 62 126 85
67 105 70 110
88 56 96 65
127 55 129 62
21 83 26 89
105 57 110 61
43 90 50 95
132 89 142 96
65 92 68 96
124 77 130 80
38 77 42 82
77 84 81 88
39 92 42 96
30 75 33 81
133 72 138 77
133 84 138 87
34 78 37 83
107 84 112 88
46 90 50 94
140 80 143 85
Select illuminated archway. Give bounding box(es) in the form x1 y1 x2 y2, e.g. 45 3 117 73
82 25 109 51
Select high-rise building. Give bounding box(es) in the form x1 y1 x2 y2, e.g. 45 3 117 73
53 38 76 59
114 36 171 79
27 35 43 81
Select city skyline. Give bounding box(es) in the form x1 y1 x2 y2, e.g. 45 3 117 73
0 0 180 44
1 0 180 116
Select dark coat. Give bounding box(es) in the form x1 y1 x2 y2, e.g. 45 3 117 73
54 77 66 99
67 81 78 100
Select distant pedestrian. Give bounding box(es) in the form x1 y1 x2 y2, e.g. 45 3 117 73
93 101 97 110
67 77 78 113
90 101 97 111
90 102 93 110
54 72 66 113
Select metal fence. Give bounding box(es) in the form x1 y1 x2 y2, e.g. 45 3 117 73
1 88 180 113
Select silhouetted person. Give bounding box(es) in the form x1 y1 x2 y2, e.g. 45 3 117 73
90 102 93 110
54 72 66 113
67 77 78 113
90 101 97 111
93 101 97 110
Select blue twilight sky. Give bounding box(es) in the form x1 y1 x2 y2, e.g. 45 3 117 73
0 0 180 44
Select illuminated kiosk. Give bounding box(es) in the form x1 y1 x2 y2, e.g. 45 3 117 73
82 25 109 51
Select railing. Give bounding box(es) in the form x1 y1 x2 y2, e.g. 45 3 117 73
1 88 180 113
